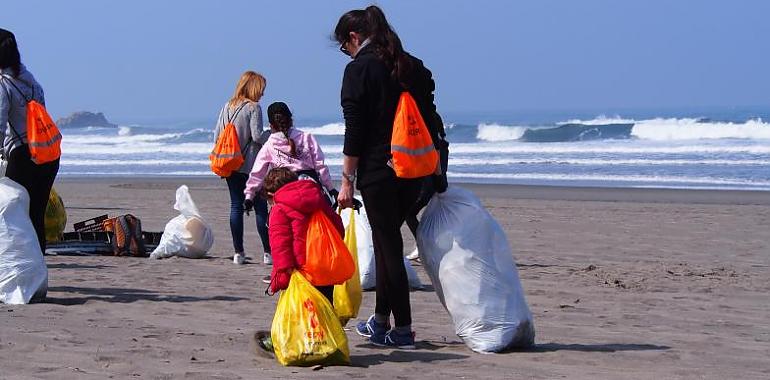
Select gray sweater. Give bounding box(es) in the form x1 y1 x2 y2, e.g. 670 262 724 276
0 65 45 158
212 101 269 175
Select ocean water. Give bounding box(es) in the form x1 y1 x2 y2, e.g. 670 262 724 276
58 109 770 191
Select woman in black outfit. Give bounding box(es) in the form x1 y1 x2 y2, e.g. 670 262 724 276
334 5 447 349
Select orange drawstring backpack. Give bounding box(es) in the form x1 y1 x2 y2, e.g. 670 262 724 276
2 76 62 164
210 102 248 177
390 92 439 178
301 210 355 287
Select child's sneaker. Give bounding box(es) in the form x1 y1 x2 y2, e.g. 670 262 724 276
405 247 419 260
370 329 416 350
355 314 390 338
261 275 272 284
263 252 273 265
233 252 245 265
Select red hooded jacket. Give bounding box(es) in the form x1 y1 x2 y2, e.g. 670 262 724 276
268 180 344 293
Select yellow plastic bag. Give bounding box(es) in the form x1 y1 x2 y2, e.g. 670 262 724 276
271 271 350 367
334 209 362 326
45 187 67 242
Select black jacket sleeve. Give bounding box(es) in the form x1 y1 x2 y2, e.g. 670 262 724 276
341 61 367 157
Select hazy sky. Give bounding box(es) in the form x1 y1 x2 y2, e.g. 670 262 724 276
3 0 769 122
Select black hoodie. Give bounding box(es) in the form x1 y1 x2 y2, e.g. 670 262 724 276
341 44 444 189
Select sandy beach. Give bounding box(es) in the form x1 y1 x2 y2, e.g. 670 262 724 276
2 177 769 379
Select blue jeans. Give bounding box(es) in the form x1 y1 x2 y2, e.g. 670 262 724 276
225 172 270 254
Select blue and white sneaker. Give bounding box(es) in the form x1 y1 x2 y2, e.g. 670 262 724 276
370 329 416 350
355 315 390 338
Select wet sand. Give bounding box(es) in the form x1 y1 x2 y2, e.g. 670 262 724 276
2 177 769 379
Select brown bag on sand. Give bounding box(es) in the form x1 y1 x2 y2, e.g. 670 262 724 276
103 214 147 257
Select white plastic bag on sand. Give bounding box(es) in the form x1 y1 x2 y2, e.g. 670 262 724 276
417 186 535 353
150 185 213 259
0 178 48 304
340 204 423 291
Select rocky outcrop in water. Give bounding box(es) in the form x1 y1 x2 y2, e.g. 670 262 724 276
56 111 117 128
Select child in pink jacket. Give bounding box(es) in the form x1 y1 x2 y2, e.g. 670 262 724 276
243 102 336 205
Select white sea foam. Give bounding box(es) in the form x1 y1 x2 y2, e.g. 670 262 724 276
61 141 212 155
60 159 211 166
58 170 215 176
631 118 770 140
476 123 528 141
446 142 770 155
446 158 770 166
302 123 346 135
557 116 770 140
445 171 770 189
558 115 636 125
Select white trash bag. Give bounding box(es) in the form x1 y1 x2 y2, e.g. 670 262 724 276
150 185 213 259
417 186 535 353
341 204 423 291
0 178 48 304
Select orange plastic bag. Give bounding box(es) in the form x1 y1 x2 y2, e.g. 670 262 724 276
26 101 62 164
390 92 438 178
300 211 355 286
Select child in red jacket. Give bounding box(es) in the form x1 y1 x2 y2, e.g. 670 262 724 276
262 167 344 302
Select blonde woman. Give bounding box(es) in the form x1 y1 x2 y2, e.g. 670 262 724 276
213 71 271 265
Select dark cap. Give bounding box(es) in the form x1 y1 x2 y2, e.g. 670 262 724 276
267 102 292 126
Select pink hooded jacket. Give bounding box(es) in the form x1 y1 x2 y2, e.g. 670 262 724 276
244 128 334 200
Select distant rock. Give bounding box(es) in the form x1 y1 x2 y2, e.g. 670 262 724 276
56 111 117 128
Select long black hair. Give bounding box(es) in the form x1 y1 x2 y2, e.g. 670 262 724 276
334 5 413 88
0 28 21 78
267 102 297 157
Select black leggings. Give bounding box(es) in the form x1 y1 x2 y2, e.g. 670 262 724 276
361 177 422 327
5 146 60 253
316 285 334 305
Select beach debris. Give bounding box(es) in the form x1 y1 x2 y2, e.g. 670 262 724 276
417 186 535 353
0 178 49 304
150 185 213 259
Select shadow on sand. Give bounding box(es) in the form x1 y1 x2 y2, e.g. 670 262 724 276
513 342 671 353
47 263 114 270
43 286 248 305
350 350 469 368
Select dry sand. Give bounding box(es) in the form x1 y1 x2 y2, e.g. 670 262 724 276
2 177 769 379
